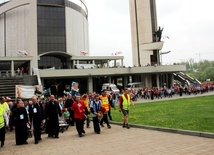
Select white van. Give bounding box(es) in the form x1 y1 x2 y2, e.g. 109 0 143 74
75 64 97 69
102 83 120 95
126 82 144 90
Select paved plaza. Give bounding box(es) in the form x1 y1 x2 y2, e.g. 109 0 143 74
1 92 214 155
1 123 214 155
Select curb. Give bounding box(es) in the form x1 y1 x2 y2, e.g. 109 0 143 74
110 121 214 139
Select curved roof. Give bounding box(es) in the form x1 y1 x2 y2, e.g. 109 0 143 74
38 51 74 58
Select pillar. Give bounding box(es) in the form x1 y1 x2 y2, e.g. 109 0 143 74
121 59 123 67
11 60 14 76
171 73 174 87
156 74 160 87
88 77 93 93
123 75 128 88
107 60 110 68
30 60 33 75
166 74 169 88
114 60 116 67
108 76 112 83
73 60 76 68
145 75 149 87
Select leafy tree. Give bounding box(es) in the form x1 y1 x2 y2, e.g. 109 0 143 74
179 60 214 82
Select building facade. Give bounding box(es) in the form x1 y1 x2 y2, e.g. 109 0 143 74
0 0 186 95
0 0 89 71
129 0 163 67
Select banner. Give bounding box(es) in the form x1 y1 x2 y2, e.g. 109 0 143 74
16 85 42 99
70 81 79 96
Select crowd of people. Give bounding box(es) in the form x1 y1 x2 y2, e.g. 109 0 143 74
128 84 214 101
1 83 213 148
0 88 134 147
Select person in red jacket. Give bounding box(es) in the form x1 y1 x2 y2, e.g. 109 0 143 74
72 96 89 137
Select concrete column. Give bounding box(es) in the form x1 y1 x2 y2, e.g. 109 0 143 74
114 60 116 67
41 78 44 87
121 59 123 67
73 60 76 68
123 75 128 88
30 60 33 75
171 73 174 87
88 77 93 93
156 74 160 87
162 74 166 87
66 58 71 69
92 60 95 64
11 60 14 77
166 74 169 88
108 76 112 83
145 75 149 87
107 60 109 68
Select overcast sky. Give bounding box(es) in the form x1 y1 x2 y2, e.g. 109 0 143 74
87 0 214 66
1 0 213 66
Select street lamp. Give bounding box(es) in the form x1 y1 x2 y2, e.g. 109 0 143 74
160 51 171 65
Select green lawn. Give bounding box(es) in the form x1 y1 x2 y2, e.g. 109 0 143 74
111 95 214 133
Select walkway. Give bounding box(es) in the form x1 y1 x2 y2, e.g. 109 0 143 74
1 92 214 155
1 124 214 155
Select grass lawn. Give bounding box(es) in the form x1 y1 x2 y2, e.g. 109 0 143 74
110 95 214 133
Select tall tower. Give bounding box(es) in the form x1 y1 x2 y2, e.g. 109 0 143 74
129 0 163 66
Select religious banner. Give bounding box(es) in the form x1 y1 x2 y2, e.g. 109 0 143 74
16 85 42 99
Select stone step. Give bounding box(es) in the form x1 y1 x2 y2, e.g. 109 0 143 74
0 84 24 87
0 77 24 99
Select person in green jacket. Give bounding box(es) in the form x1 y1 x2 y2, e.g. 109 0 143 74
118 89 135 129
0 98 9 147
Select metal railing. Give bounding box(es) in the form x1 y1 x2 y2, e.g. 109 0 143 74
0 70 24 78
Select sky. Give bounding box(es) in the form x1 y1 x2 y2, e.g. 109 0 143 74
1 0 214 66
86 0 214 66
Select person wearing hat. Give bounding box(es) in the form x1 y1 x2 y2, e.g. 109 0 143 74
0 99 9 147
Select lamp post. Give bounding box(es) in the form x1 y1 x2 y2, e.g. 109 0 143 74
160 51 171 65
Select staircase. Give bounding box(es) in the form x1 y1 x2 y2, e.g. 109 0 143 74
0 77 25 100
173 72 201 86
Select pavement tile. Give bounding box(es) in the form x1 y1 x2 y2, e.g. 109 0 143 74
1 92 214 154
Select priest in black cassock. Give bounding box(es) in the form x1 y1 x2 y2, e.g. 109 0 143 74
11 99 29 145
45 95 62 138
29 96 44 144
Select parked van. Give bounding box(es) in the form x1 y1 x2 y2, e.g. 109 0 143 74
102 83 120 95
126 82 144 90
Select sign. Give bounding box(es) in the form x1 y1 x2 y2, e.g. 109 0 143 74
16 85 42 99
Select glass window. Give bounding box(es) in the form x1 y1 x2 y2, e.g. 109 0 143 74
37 6 66 54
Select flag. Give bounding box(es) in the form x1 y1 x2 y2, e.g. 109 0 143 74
80 51 88 56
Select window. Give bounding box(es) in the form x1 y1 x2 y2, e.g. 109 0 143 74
37 6 66 54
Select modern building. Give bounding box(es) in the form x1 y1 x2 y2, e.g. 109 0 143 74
0 0 90 71
129 0 163 67
0 0 186 96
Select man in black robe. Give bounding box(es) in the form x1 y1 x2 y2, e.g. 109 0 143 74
11 99 28 145
29 96 44 144
45 95 62 138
